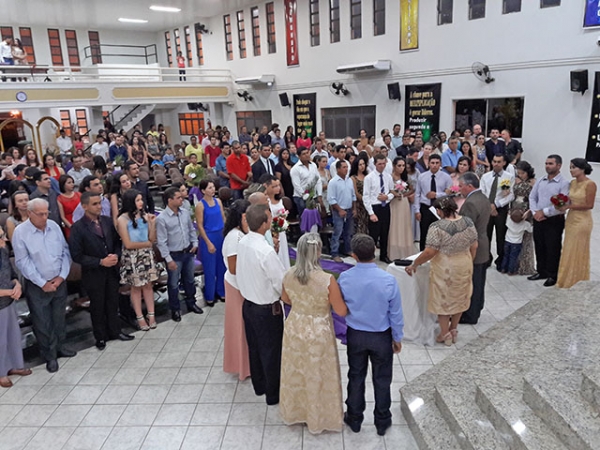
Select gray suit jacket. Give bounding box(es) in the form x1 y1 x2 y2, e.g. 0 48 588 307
460 190 491 265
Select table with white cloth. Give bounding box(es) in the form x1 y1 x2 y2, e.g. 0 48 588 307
387 253 437 347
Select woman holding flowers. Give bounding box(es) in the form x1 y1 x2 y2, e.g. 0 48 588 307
388 157 415 260
448 156 472 211
264 175 291 270
556 158 596 288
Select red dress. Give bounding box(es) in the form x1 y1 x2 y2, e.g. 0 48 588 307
296 137 312 149
45 166 61 181
58 191 81 239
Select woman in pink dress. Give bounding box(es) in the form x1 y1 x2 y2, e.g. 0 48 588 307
295 129 312 149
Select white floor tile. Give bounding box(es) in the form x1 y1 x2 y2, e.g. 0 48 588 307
117 404 161 427
261 425 303 450
0 426 38 450
153 403 196 426
220 425 264 450
63 426 112 450
81 404 127 427
228 403 267 426
8 405 57 427
190 403 232 426
101 426 149 450
24 426 75 450
180 426 226 450
140 426 187 450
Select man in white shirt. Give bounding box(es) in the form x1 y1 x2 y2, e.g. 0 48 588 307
0 38 13 64
237 204 285 405
373 128 389 149
91 134 109 161
329 145 347 178
480 154 515 269
368 147 393 176
344 136 358 155
56 129 73 157
363 154 395 263
310 137 328 160
67 155 92 188
290 147 323 217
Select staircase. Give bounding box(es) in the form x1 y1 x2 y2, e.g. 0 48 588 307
401 281 600 450
110 103 156 133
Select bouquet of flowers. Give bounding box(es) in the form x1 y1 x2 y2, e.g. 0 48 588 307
449 185 460 194
551 193 569 208
499 179 511 190
271 208 289 236
394 180 410 194
302 176 319 210
187 164 206 186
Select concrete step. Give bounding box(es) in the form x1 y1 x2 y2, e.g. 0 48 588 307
523 370 600 450
401 387 462 450
475 382 568 450
434 384 510 450
582 364 600 412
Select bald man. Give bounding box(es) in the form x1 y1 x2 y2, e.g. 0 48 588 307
248 192 277 250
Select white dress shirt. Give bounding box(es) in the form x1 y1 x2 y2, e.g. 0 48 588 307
223 228 245 289
236 231 285 305
362 169 395 216
56 136 73 155
480 170 515 208
259 156 274 175
329 158 350 179
290 161 323 198
91 142 109 161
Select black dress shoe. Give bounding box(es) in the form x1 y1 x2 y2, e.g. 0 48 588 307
459 317 478 325
57 349 77 358
527 273 541 281
376 422 391 436
46 359 59 373
380 257 392 264
117 333 135 341
205 301 215 308
95 340 106 350
188 304 204 314
343 413 361 433
543 278 556 287
171 310 182 322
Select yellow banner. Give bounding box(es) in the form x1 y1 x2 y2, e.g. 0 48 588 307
400 0 419 51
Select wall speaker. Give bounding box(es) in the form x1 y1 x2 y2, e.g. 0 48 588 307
570 70 588 95
387 82 401 101
279 92 290 107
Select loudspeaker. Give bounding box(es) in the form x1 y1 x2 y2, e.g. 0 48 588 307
187 103 198 111
279 92 290 107
387 82 401 101
570 70 588 94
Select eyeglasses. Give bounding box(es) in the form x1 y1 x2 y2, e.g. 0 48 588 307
30 210 49 217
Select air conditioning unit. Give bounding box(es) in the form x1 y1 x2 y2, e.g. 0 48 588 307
234 75 275 86
336 60 391 74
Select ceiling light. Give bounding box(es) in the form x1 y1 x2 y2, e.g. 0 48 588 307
118 18 149 23
149 5 181 12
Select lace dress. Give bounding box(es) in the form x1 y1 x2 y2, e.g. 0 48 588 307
512 180 535 275
352 176 369 235
280 270 343 434
475 146 487 178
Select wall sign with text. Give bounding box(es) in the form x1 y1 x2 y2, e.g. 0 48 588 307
293 93 316 138
400 0 419 51
584 0 600 28
404 83 441 142
284 0 299 66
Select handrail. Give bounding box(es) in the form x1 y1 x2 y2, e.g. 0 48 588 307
83 44 158 65
113 105 142 131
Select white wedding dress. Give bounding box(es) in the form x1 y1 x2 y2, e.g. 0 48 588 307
269 199 291 270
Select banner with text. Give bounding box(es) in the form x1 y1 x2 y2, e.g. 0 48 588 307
284 0 299 66
585 72 600 162
400 0 419 51
584 0 600 28
293 93 316 138
404 83 441 142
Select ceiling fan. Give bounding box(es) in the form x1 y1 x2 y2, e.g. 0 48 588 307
472 62 495 84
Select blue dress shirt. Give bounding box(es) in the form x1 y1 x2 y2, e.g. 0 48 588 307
327 174 356 210
441 149 463 173
338 262 404 342
215 154 230 188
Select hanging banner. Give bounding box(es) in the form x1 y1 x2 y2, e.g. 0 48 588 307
284 0 299 66
293 93 316 138
400 0 419 51
584 0 600 28
585 73 600 162
404 83 441 143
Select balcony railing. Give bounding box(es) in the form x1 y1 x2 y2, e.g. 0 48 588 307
83 43 158 65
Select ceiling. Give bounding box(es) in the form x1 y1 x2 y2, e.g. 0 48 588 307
3 0 259 32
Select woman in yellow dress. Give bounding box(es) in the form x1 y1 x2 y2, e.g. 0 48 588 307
556 158 596 288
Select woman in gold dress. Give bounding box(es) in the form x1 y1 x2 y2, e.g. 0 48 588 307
405 197 478 345
556 158 596 288
280 233 348 434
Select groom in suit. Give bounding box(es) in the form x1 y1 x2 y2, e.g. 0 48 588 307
458 172 491 324
252 144 277 183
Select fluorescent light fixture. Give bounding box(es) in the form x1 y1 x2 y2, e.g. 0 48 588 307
149 5 181 12
234 75 275 85
118 18 149 23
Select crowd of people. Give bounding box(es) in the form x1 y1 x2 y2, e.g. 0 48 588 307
0 119 596 437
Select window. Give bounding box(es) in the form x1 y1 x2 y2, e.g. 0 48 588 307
60 110 72 136
438 0 453 25
503 0 521 13
173 28 181 59
373 0 386 36
541 0 560 7
0 27 13 41
350 0 362 40
47 29 64 66
88 31 101 64
164 31 173 66
469 0 485 19
65 30 80 67
251 7 261 56
224 14 233 61
18 28 36 64
195 25 205 65
236 111 273 136
237 11 247 59
179 113 205 136
75 109 89 136
330 0 340 43
321 106 376 139
454 97 524 138
183 27 193 66
310 0 320 46
266 2 276 53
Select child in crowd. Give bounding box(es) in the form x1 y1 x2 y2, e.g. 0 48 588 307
500 208 533 275
162 147 177 168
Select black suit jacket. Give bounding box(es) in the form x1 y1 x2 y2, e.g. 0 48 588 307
69 215 121 277
252 158 276 183
460 190 491 265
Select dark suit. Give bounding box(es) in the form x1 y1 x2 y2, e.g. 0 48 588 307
69 215 122 341
459 190 491 324
252 158 276 183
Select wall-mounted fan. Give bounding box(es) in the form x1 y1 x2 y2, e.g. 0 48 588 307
472 62 495 84
330 82 350 96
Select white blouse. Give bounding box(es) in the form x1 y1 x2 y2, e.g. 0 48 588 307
222 228 245 289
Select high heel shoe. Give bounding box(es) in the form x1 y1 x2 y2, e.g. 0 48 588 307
450 329 458 344
136 315 149 331
436 332 453 346
146 312 157 329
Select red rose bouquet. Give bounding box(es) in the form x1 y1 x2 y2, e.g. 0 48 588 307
271 209 289 235
550 193 569 208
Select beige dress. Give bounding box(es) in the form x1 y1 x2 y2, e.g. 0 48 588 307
280 269 343 434
426 216 478 315
388 183 414 260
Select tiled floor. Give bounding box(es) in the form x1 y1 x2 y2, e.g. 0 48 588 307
2 204 599 450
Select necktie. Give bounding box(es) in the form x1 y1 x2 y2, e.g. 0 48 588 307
430 173 436 194
489 173 499 204
380 173 386 206
265 159 272 175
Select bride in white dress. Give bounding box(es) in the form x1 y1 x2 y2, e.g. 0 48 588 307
264 176 291 270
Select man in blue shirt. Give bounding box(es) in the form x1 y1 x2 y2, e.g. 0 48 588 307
109 135 128 162
441 137 463 174
215 144 230 188
338 234 403 436
327 160 356 262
